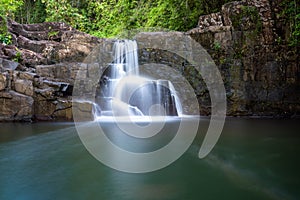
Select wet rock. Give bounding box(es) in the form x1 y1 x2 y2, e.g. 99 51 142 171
72 101 95 121
0 91 33 121
33 92 57 121
52 99 72 120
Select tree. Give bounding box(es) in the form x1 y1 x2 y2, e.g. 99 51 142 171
0 0 24 18
41 0 87 31
0 0 23 44
1 0 236 38
15 0 46 24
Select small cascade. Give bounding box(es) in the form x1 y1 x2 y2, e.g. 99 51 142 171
112 40 139 76
96 39 182 118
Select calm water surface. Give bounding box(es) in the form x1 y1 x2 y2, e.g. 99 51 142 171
0 118 299 200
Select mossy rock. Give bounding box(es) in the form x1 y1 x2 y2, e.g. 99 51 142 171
230 5 262 34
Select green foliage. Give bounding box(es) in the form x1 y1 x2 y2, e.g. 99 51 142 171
85 0 130 37
86 0 232 37
0 14 12 45
144 0 202 31
13 49 22 62
48 30 59 40
0 0 23 18
198 0 231 14
41 0 87 31
243 6 262 31
3 0 235 38
0 0 22 46
282 0 299 47
212 41 222 51
15 0 46 24
0 33 12 45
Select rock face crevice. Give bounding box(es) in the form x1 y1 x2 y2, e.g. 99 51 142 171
0 0 299 121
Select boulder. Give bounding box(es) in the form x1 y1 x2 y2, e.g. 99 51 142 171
17 35 59 54
52 99 73 120
33 91 57 121
57 31 101 62
0 91 33 121
0 58 19 70
35 63 82 81
72 101 95 121
14 79 34 96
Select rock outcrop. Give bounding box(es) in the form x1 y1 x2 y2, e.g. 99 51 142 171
0 90 33 121
0 18 101 121
187 0 299 117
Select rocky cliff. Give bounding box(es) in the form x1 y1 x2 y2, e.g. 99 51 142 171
0 19 101 121
0 0 299 121
188 0 299 117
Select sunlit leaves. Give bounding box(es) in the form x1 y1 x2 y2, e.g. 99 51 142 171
0 0 23 17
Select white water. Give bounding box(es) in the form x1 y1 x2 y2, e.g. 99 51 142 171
96 39 182 119
113 40 139 75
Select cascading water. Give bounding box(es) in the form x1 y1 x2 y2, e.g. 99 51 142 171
96 39 182 118
113 40 139 75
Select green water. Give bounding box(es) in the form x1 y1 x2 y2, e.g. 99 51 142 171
0 118 299 200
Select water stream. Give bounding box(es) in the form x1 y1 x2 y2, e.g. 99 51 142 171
96 39 182 118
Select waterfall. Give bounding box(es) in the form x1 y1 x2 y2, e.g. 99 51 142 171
113 40 139 76
96 39 182 118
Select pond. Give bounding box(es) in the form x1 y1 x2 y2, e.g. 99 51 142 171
0 118 299 200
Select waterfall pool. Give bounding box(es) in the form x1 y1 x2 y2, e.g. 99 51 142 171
0 118 299 200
